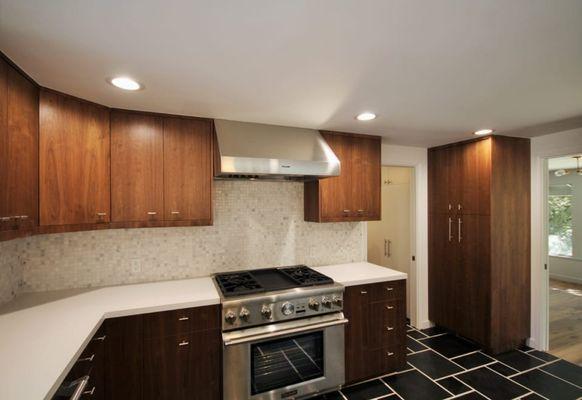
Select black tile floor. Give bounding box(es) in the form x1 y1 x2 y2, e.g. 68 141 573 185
311 325 582 400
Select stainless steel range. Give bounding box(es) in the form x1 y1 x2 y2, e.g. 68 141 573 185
215 265 347 400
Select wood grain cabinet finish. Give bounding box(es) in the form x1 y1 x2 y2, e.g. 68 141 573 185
162 117 212 223
344 280 406 384
0 57 38 235
428 136 530 354
39 90 110 226
111 110 164 223
305 131 381 222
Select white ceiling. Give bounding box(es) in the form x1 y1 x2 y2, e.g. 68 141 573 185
1 0 582 147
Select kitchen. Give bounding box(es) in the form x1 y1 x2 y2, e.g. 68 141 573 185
1 2 582 400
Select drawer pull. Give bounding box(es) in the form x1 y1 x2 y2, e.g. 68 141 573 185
83 386 96 396
343 209 351 213
357 209 364 213
96 212 107 216
78 354 95 362
171 211 180 215
385 305 395 310
147 211 157 215
386 287 394 292
178 340 189 347
360 290 368 295
386 326 395 331
93 335 107 342
386 351 395 357
178 316 189 321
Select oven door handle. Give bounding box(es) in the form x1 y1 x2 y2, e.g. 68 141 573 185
223 315 348 346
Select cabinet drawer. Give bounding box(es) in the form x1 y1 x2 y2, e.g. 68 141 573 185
370 280 405 302
143 305 220 338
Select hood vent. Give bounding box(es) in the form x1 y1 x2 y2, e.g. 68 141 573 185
214 120 340 181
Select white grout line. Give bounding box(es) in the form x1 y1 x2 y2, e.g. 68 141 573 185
507 358 560 378
449 349 484 360
519 364 582 389
407 365 456 397
482 365 542 398
417 332 449 340
406 348 431 355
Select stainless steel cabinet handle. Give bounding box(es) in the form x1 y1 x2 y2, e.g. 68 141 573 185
386 326 394 331
171 211 180 215
360 290 368 294
386 351 394 357
0 217 10 222
19 215 28 220
385 305 394 310
357 209 364 213
83 386 95 396
96 212 107 216
386 287 394 291
147 211 157 215
343 209 351 213
178 316 189 321
448 204 452 211
386 240 392 257
458 204 462 211
178 340 189 346
458 217 462 243
93 335 106 342
77 354 95 362
384 239 387 257
448 217 453 242
69 376 89 400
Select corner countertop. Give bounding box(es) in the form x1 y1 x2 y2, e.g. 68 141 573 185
0 262 405 400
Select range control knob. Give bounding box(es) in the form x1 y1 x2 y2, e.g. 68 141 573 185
261 305 272 319
239 307 251 321
332 295 343 307
281 302 295 316
308 298 320 311
322 297 332 308
224 310 237 324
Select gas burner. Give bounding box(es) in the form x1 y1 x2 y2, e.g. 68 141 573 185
215 271 263 297
279 265 334 286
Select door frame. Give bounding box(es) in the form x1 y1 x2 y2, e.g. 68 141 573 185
371 144 429 329
530 134 582 350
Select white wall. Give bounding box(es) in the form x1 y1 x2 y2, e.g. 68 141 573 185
379 143 429 329
548 172 582 284
530 127 582 350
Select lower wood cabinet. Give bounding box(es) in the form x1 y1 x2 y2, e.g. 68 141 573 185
344 280 406 384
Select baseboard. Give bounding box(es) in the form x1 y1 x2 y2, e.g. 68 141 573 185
549 273 582 285
413 319 432 330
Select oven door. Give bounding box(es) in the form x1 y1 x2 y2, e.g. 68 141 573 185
223 312 348 400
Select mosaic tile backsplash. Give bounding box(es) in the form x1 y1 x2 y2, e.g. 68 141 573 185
0 181 365 302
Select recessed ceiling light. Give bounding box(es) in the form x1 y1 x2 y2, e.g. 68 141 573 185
474 128 494 136
356 112 376 121
109 77 142 91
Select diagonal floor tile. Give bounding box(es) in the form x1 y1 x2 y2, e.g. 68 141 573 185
487 362 519 377
528 350 558 362
435 376 472 395
453 352 495 369
341 379 392 400
493 350 546 372
541 359 582 387
512 368 582 400
406 350 463 379
418 334 480 358
456 367 529 400
383 369 450 400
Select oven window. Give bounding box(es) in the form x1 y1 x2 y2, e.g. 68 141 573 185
251 331 324 395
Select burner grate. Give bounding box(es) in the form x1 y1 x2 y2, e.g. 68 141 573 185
215 271 264 297
279 265 333 286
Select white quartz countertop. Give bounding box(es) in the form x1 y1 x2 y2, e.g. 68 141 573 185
314 262 407 286
0 262 405 400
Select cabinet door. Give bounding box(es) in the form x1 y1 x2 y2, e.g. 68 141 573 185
39 90 110 225
0 59 38 231
143 330 221 400
104 316 143 400
344 284 371 383
352 135 381 220
111 111 164 222
428 213 460 330
163 117 212 222
460 139 491 215
319 133 352 219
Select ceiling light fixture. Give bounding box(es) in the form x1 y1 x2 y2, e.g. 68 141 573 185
553 155 582 177
109 77 142 91
474 128 494 136
356 112 376 121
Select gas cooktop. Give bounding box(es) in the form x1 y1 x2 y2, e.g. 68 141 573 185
214 265 333 298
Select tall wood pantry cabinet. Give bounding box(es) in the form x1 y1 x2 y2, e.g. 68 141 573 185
428 135 530 354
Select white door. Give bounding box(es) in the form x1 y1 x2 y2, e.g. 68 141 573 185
367 166 413 317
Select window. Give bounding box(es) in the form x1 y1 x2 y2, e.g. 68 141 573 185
548 184 573 257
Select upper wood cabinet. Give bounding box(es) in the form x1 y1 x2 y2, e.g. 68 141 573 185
39 90 110 226
304 131 381 222
111 111 164 223
111 110 213 225
0 57 38 233
162 117 212 223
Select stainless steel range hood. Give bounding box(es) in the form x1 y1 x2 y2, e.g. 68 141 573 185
214 120 340 181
